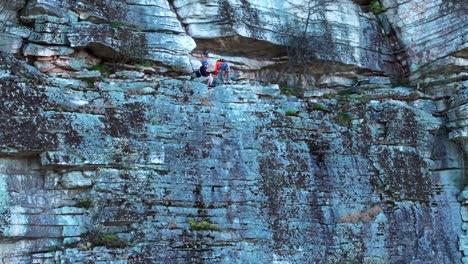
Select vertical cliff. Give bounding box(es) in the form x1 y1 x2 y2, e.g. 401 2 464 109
0 0 466 263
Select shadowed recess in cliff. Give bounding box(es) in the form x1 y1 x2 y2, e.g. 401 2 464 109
194 35 287 58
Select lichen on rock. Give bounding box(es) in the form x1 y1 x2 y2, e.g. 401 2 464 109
0 0 466 263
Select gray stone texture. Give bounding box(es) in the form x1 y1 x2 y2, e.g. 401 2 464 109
0 53 465 262
0 0 466 263
4 0 465 84
174 0 394 73
380 0 468 82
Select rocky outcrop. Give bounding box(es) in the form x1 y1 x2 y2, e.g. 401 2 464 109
3 0 466 86
0 0 466 263
447 82 468 143
8 0 398 80
20 0 196 71
175 0 394 75
380 0 468 84
459 188 468 263
66 23 196 69
0 0 30 54
0 53 465 263
126 0 185 33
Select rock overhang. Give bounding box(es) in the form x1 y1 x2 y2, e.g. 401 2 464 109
176 0 395 74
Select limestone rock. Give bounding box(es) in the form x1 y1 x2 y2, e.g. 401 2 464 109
126 0 185 33
26 46 100 73
446 84 468 145
144 32 196 70
0 1 29 54
60 171 93 189
0 2 466 264
3 24 31 39
55 50 102 71
252 84 280 97
0 33 24 53
71 70 102 79
318 75 355 88
21 14 72 25
22 0 72 18
67 23 196 71
34 50 101 73
174 0 394 74
28 18 70 45
5 0 27 11
34 60 57 72
23 43 74 56
381 0 468 81
113 70 145 79
0 67 465 263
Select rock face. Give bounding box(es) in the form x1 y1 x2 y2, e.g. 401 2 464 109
20 0 196 71
380 0 468 83
3 0 465 85
14 0 398 78
0 0 466 263
0 0 30 54
0 52 466 263
66 23 196 68
174 0 394 73
447 84 468 144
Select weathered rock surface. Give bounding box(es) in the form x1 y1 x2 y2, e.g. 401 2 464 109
23 43 74 57
381 0 468 83
0 0 30 54
126 0 185 33
459 187 468 263
67 23 196 70
3 0 465 86
175 0 394 73
0 34 24 54
446 81 468 147
0 0 466 263
0 53 465 263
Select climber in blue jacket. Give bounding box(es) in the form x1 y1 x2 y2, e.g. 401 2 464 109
199 61 214 87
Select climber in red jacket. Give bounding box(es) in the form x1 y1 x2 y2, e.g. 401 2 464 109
213 59 230 84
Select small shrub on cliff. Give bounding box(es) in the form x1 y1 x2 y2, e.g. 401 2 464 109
110 21 123 28
280 87 302 97
171 65 184 72
46 245 63 253
83 231 128 248
75 198 93 209
369 0 387 14
311 103 330 113
285 109 300 117
336 111 352 126
90 64 110 75
139 61 154 68
187 218 221 231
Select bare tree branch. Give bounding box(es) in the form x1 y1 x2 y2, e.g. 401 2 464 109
277 0 335 93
